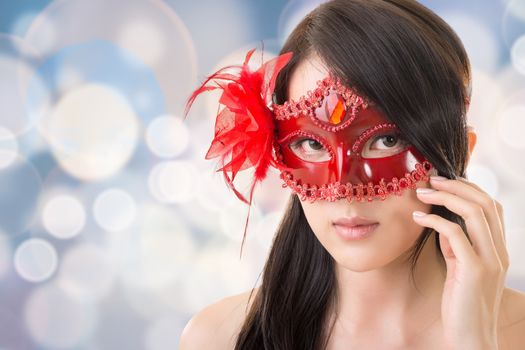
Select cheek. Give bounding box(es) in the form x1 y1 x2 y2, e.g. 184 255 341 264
401 186 433 217
300 201 332 237
299 187 433 270
380 187 432 238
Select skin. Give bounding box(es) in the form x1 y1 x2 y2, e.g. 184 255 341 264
179 53 525 350
291 53 443 348
290 54 513 349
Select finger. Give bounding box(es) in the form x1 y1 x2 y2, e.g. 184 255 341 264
429 177 508 267
412 211 479 266
438 230 458 278
493 199 506 246
457 177 506 235
416 188 499 266
456 177 506 248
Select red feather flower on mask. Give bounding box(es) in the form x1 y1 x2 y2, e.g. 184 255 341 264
183 48 293 256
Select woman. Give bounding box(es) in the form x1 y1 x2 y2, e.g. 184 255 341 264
180 0 525 349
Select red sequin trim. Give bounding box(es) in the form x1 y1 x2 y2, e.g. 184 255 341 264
272 74 372 133
279 161 433 203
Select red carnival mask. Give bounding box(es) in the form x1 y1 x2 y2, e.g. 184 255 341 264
184 48 469 252
271 73 433 203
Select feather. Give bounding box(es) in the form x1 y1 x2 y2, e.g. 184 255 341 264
183 48 293 257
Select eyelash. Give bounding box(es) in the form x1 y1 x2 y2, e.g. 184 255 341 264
288 137 332 162
369 133 406 149
285 129 407 159
292 133 404 147
290 138 328 153
281 129 331 154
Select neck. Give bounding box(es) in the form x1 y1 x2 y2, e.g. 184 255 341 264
331 231 446 342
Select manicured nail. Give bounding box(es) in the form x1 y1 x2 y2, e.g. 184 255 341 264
412 211 427 217
430 176 447 181
416 188 435 194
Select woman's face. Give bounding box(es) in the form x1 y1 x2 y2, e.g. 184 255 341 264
289 55 435 272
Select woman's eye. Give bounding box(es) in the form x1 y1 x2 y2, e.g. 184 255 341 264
289 138 331 162
304 139 324 150
373 134 401 149
362 132 408 158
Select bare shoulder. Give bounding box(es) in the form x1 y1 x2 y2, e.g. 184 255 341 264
498 287 525 350
179 287 260 350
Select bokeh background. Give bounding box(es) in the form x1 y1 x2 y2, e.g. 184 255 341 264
0 0 524 349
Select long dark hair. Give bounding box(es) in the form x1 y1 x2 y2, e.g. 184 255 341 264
235 0 471 348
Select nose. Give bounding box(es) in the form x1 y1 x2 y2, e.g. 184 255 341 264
334 144 369 185
335 144 353 183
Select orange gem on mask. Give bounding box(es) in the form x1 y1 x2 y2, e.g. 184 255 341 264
314 90 346 125
330 98 345 124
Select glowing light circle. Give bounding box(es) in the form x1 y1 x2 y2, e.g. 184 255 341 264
14 238 58 282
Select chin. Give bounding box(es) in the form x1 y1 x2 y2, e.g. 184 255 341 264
334 253 394 272
333 240 419 273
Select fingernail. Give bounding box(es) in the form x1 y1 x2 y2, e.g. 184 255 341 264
430 176 447 181
412 211 426 217
416 188 435 194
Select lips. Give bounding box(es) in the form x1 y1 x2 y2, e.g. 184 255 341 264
332 216 379 241
332 216 378 227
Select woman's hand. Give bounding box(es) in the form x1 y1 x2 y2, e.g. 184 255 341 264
412 175 509 350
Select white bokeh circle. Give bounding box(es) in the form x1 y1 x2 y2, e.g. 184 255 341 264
39 83 140 181
14 238 58 283
145 115 189 158
42 194 86 239
93 188 137 232
148 160 198 204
